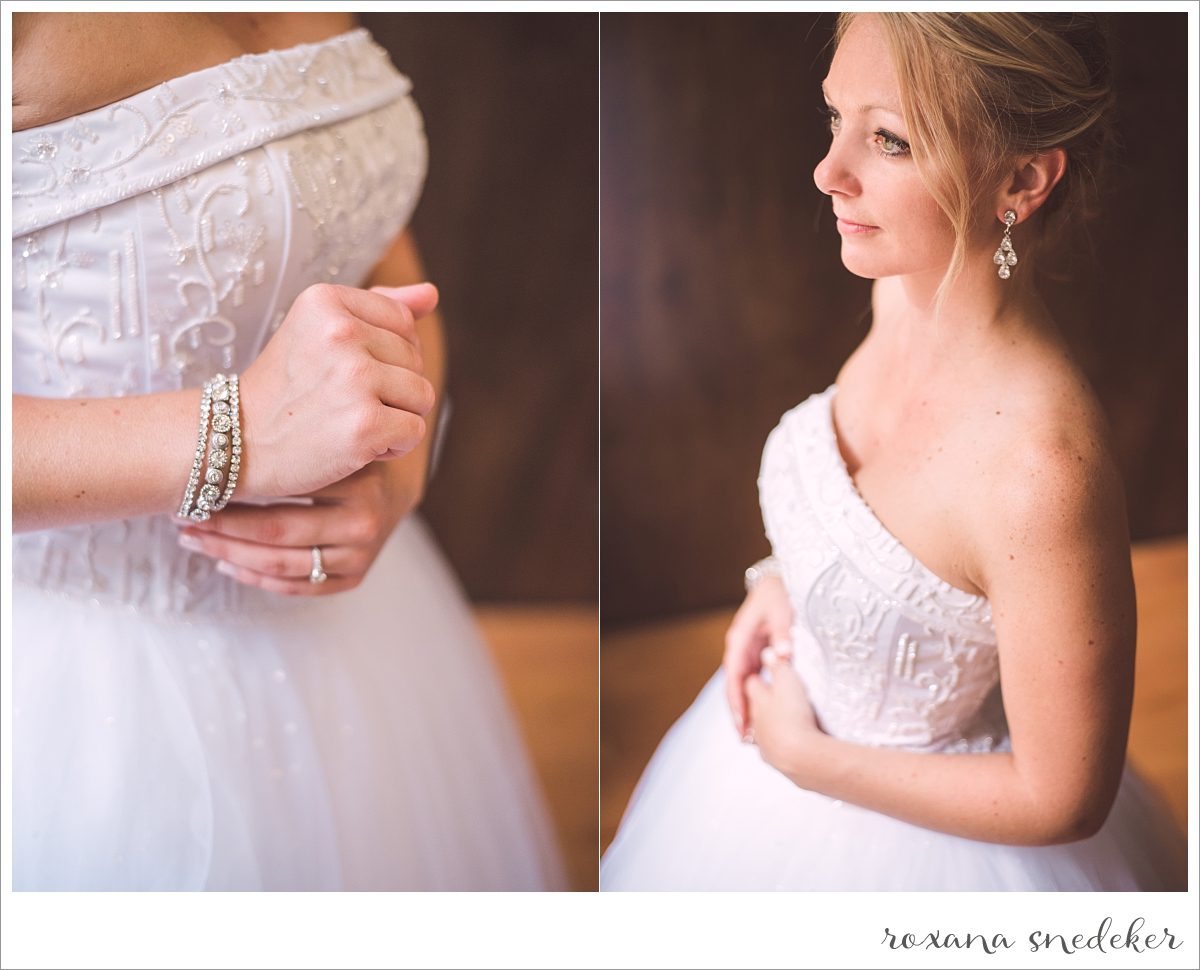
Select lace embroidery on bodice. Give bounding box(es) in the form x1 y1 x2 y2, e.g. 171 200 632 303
758 386 1010 752
11 28 427 615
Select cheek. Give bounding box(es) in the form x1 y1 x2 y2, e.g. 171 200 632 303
859 187 955 274
830 168 961 279
898 197 957 260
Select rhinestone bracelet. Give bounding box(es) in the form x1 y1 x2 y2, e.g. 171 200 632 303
744 555 782 592
178 379 214 520
178 373 241 521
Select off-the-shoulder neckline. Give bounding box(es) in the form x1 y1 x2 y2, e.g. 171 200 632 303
13 27 372 135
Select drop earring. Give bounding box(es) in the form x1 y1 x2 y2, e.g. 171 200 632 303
993 209 1018 279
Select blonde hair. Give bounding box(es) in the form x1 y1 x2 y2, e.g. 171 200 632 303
835 13 1117 298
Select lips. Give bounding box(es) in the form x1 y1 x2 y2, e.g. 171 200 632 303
835 214 879 229
835 213 881 235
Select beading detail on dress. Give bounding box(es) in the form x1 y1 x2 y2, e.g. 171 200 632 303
757 386 1009 753
12 29 408 236
11 29 428 615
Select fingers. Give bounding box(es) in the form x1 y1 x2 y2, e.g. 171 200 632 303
724 675 748 739
760 641 793 668
362 324 424 373
744 672 767 742
767 618 793 659
182 503 334 547
360 404 425 463
373 362 436 417
212 559 360 597
723 619 763 737
331 286 423 341
178 528 361 579
745 671 767 703
178 529 363 597
370 282 439 319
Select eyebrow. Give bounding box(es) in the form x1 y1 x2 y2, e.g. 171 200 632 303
821 82 902 118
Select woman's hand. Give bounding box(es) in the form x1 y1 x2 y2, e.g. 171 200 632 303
236 281 440 502
722 574 794 739
744 650 827 787
177 453 426 596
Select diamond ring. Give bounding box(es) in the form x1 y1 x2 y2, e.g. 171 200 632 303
310 546 328 585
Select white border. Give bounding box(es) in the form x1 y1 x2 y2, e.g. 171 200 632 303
3 3 1197 969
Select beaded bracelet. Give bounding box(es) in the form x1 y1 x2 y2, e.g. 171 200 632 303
743 555 782 592
178 373 241 521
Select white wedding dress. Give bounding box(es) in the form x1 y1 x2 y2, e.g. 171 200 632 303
601 386 1187 891
11 28 567 891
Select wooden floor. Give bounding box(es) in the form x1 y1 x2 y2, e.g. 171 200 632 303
477 603 598 891
478 540 1186 880
1125 537 1189 829
601 537 1189 853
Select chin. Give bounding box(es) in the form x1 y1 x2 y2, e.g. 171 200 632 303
839 243 939 281
840 240 897 278
838 249 889 280
840 263 884 280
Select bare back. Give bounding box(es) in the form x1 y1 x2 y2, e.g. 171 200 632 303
12 12 357 132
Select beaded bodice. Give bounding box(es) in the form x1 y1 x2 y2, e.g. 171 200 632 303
11 28 427 614
758 386 1009 752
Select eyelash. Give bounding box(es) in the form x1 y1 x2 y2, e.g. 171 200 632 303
820 106 911 160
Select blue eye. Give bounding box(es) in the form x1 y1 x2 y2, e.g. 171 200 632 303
822 103 910 160
874 129 910 158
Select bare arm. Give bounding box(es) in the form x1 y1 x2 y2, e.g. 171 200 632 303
14 389 209 533
14 280 437 535
749 431 1135 846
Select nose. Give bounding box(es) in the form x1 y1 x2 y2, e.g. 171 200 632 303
813 135 859 199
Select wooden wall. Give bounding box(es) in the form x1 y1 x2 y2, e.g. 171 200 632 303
363 13 598 603
600 13 1189 626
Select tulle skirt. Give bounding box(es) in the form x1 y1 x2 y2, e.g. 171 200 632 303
601 672 1186 891
13 517 567 891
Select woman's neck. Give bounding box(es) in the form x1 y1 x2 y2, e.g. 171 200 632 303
868 261 1054 368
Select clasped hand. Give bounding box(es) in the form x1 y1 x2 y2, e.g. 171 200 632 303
177 282 435 596
724 575 827 785
178 455 423 596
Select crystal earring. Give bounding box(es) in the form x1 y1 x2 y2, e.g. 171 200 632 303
993 209 1018 279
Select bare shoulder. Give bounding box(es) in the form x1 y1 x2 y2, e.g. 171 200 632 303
11 12 359 132
12 14 238 131
206 12 359 51
961 349 1130 594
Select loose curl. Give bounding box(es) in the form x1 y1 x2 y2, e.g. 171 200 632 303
836 13 1118 298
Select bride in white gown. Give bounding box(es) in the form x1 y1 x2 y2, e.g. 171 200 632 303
601 12 1186 891
12 13 566 890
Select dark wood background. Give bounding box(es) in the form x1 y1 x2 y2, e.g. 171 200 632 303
363 14 598 603
600 13 1189 627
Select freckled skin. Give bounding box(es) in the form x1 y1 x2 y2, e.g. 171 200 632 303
12 12 354 130
748 14 1138 846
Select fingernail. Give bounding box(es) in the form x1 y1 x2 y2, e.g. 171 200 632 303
178 534 203 552
374 282 434 297
215 561 236 576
